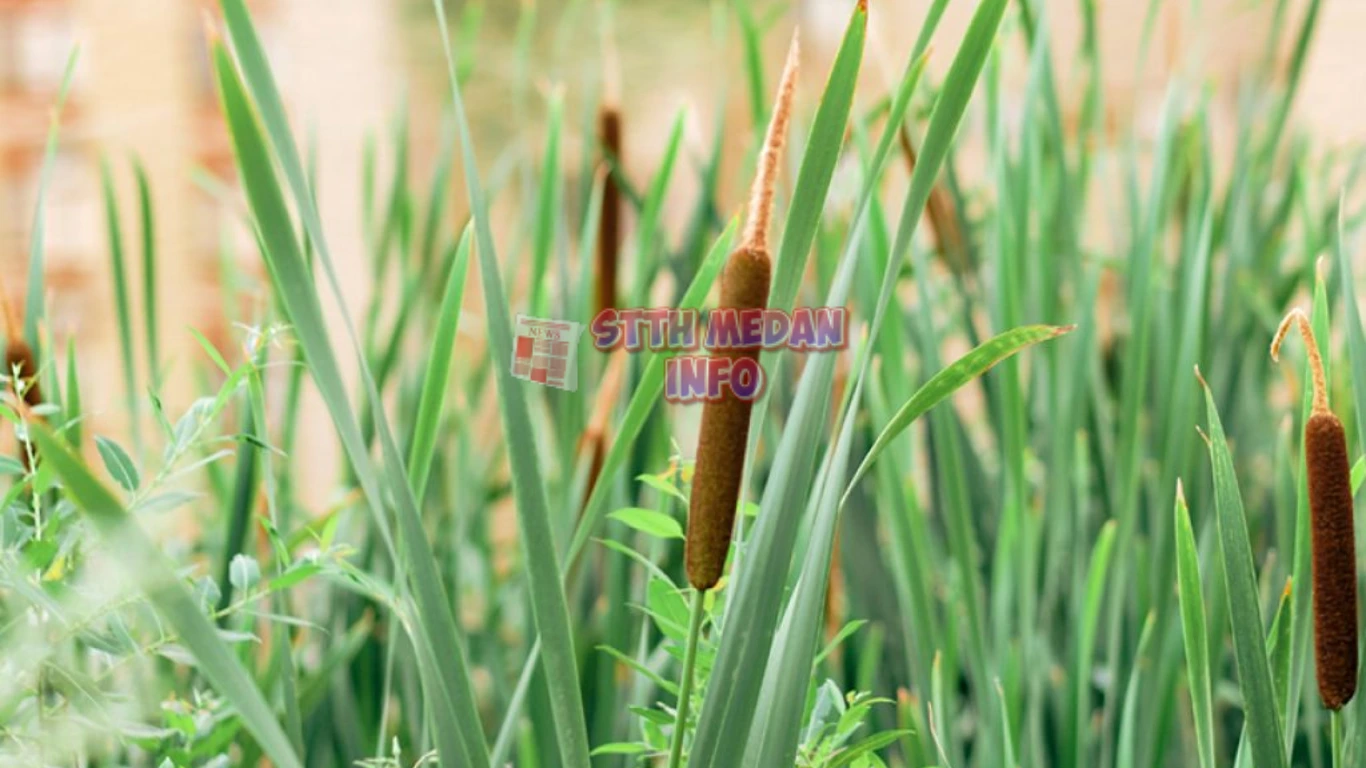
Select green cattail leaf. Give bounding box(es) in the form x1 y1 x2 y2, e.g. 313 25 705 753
744 337 864 766
1074 519 1118 768
99 159 139 449
735 1 767 129
64 337 81 450
23 48 79 351
26 421 303 768
1175 485 1216 768
135 158 160 393
630 111 686 306
530 93 563 315
1198 370 1289 768
1116 612 1157 768
408 223 472 501
844 324 1074 503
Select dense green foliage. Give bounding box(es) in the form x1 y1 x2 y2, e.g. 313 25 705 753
1 0 1363 766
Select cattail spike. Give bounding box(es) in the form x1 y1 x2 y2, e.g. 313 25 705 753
1306 408 1359 709
1273 306 1359 710
596 109 623 316
1272 308 1330 415
686 36 799 592
741 31 800 253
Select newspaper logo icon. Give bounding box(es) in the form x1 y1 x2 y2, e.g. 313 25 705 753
511 314 581 391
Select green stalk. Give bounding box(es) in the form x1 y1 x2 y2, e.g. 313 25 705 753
1332 711 1344 768
667 590 707 768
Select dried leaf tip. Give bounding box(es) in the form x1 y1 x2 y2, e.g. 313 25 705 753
741 31 800 253
1271 308 1329 415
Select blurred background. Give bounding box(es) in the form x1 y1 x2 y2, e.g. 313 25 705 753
0 0 1361 503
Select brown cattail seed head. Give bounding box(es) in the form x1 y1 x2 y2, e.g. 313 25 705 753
1272 307 1359 710
1306 410 1358 709
595 107 622 317
683 31 797 592
685 246 771 590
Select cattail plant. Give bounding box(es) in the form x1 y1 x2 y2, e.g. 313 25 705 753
684 35 799 594
1271 307 1358 711
668 31 800 768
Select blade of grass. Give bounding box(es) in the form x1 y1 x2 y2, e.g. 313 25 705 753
408 223 472 500
530 91 563 315
63 337 81 449
1198 368 1288 768
23 48 78 351
99 158 140 453
135 158 160 394
1175 481 1216 768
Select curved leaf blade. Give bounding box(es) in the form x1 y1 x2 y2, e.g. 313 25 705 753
844 324 1074 503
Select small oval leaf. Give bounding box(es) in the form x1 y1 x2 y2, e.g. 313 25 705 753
95 435 139 492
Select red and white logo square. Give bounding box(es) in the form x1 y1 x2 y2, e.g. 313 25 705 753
511 315 581 391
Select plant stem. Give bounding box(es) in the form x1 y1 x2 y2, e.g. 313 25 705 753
1331 709 1343 767
668 589 707 768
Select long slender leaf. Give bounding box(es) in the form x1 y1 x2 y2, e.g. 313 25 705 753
844 324 1074 502
1199 369 1288 768
1175 482 1216 768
